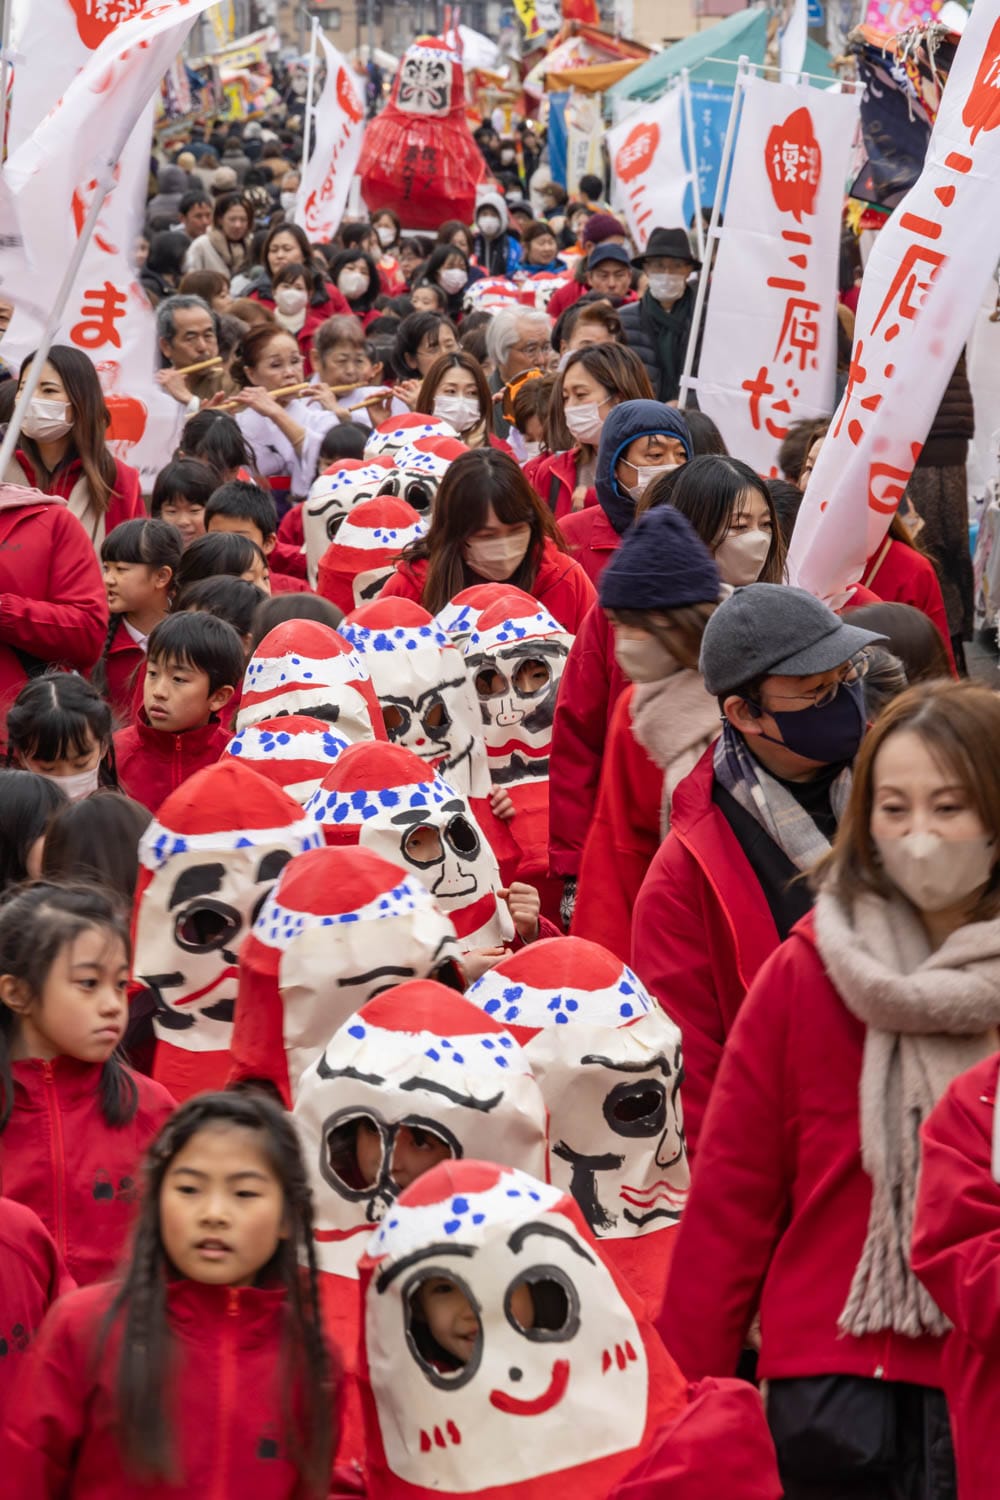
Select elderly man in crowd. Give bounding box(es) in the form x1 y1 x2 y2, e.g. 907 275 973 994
485 307 552 440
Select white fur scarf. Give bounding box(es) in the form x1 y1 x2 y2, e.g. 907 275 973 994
629 669 721 839
814 888 1000 1340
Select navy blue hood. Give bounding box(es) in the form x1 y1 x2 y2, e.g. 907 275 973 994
595 400 693 536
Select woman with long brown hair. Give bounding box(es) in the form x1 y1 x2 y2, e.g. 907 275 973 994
378 447 596 634
415 350 513 454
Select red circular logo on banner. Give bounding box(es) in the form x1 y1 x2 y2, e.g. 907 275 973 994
614 122 660 185
336 67 364 125
69 0 146 52
963 17 1000 144
764 107 822 222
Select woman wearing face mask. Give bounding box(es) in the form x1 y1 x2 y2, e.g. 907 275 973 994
414 351 514 455
572 505 724 960
642 455 785 590
370 208 408 296
7 673 118 801
182 192 254 278
524 345 654 521
662 680 1000 1500
327 249 381 329
228 325 339 503
420 244 476 322
248 222 350 321
6 344 145 549
269 262 326 377
378 447 596 633
472 193 523 278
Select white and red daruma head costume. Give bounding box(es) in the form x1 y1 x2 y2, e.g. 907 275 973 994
131 759 320 1102
317 495 426 615
236 619 386 739
462 277 521 315
294 983 547 1277
303 456 395 588
224 715 354 805
358 1159 688 1500
434 584 539 653
464 938 688 1318
377 435 469 519
341 598 490 799
365 412 458 460
305 741 514 951
230 844 462 1107
517 270 572 312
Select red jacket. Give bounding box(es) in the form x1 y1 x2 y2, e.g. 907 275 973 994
0 1198 74 1424
525 447 596 521
14 451 145 543
270 572 311 595
912 1054 1000 1500
630 747 780 1155
0 1056 174 1286
99 616 146 728
0 486 108 730
378 538 597 635
863 537 957 670
558 503 621 587
251 283 351 322
548 603 628 879
269 535 308 580
660 914 946 1391
546 278 586 323
115 712 232 815
0 1276 346 1498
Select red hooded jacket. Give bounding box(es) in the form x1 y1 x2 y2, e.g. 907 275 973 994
0 1276 350 1498
115 712 232 814
862 537 957 671
0 1056 174 1286
0 485 108 728
11 450 145 544
0 1198 74 1423
558 503 621 586
660 914 946 1391
525 447 597 521
912 1054 1000 1500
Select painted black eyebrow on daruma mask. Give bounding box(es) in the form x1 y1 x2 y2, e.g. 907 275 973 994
168 862 225 910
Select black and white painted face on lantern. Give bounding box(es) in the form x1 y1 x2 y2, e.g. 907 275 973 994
236 619 386 737
395 42 455 117
463 600 572 788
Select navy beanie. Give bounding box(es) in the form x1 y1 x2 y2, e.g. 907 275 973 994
599 504 721 612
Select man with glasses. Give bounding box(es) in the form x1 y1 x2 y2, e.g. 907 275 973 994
484 307 552 439
631 584 885 1155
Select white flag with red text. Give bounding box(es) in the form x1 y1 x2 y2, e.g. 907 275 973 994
295 34 364 243
696 77 860 477
789 4 1000 605
607 85 691 253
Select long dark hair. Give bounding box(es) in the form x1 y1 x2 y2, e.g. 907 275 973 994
328 249 380 315
177 410 256 482
18 345 118 515
0 770 66 893
0 881 137 1131
415 351 495 438
175 531 267 593
41 792 151 905
6 674 118 788
103 1092 335 1493
402 448 563 615
642 454 785 585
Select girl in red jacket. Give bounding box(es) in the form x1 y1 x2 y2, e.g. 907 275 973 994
0 882 174 1285
0 1090 343 1499
95 518 182 727
7 672 117 800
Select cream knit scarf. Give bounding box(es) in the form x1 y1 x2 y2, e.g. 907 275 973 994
629 669 721 837
814 887 1000 1339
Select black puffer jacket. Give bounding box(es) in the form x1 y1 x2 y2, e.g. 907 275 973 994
916 353 974 468
620 285 699 403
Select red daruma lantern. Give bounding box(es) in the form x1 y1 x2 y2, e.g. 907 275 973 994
358 38 485 230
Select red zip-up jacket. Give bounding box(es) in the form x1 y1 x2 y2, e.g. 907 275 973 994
0 1198 75 1423
0 1056 174 1286
524 447 597 521
98 616 146 728
912 1054 1000 1500
660 913 946 1391
863 537 958 671
558 503 621 586
13 450 145 544
0 1277 349 1498
630 746 780 1155
115 712 232 814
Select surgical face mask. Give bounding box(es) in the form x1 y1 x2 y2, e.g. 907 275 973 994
521 440 542 461
376 224 397 248
42 765 100 802
280 191 298 214
464 531 531 581
434 394 481 431
501 149 516 164
478 213 502 238
647 272 688 303
714 528 771 588
275 287 308 316
754 677 866 766
338 269 369 298
564 401 607 445
623 461 680 503
613 633 680 684
875 830 996 914
20 397 74 443
439 267 468 294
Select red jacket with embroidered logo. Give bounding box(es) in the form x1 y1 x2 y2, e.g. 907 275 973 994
0 1056 174 1286
911 1054 1000 1500
114 712 232 814
659 913 946 1391
0 1277 349 1498
0 1198 75 1424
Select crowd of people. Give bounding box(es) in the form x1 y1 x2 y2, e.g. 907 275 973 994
0 88 992 1500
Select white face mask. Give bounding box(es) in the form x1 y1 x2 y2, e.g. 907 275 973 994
376 225 396 248
875 830 996 914
464 532 531 581
42 765 100 802
714 528 771 588
20 397 74 443
439 267 468 294
478 213 502 238
624 461 679 503
564 401 606 445
275 287 308 316
613 634 680 684
338 269 369 298
434 394 481 431
521 440 542 461
280 191 298 214
647 272 688 303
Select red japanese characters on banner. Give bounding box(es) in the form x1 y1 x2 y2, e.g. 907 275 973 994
68 0 147 53
607 86 691 253
295 36 364 242
615 121 659 183
789 0 1000 604
764 106 822 222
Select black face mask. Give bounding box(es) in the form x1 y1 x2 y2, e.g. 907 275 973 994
751 677 866 765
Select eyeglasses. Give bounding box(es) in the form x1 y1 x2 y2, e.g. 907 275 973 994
513 341 550 358
757 650 871 711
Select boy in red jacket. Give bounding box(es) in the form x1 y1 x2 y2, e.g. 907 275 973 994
114 612 242 814
205 478 309 589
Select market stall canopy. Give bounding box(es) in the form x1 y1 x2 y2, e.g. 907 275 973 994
606 6 835 99
524 21 652 90
544 57 645 92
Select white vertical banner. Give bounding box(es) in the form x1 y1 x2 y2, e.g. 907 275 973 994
779 0 809 81
789 5 1000 604
295 33 364 243
607 83 691 252
696 76 860 476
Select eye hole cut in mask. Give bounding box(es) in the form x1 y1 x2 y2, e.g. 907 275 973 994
320 1105 460 1222
382 692 452 751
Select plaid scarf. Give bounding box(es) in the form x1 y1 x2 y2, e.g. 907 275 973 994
713 721 852 872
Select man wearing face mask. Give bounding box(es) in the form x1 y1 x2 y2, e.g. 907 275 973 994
619 227 700 404
631 584 886 1157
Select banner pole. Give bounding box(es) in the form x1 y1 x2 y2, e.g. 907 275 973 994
0 0 13 160
678 54 748 409
300 16 319 181
0 161 116 480
681 68 705 265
